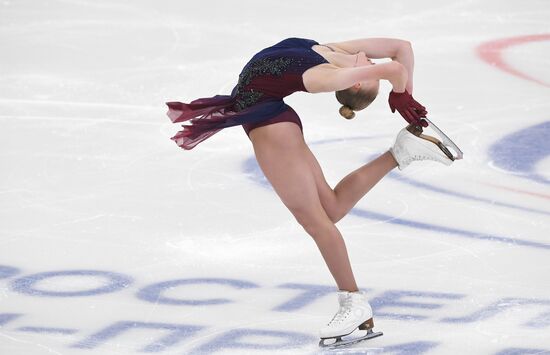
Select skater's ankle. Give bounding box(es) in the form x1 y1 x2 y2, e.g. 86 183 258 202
339 288 359 293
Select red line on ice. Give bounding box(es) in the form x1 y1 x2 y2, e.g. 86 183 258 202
476 33 550 87
481 181 550 201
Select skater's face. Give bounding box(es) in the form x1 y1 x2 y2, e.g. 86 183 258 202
353 51 375 68
351 52 379 103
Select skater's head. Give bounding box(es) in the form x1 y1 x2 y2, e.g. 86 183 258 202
335 51 379 120
335 80 379 119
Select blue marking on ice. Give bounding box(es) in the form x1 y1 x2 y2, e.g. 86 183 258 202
17 326 78 334
10 270 133 297
0 265 20 279
489 120 550 185
349 209 550 250
387 171 550 216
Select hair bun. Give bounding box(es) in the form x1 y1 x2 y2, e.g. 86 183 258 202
339 105 355 120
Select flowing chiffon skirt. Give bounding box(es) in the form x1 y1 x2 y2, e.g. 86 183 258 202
166 95 287 150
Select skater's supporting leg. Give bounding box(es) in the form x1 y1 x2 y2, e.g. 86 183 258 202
304 147 397 223
249 123 358 292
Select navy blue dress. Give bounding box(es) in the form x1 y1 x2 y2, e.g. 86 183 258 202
166 38 329 150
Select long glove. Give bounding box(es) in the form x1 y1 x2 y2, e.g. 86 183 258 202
388 90 428 127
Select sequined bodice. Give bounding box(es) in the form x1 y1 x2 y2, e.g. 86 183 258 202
231 38 328 111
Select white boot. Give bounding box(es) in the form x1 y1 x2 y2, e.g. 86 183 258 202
319 290 374 339
390 126 453 170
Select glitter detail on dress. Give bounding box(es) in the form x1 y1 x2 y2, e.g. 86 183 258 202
235 90 264 112
233 57 295 111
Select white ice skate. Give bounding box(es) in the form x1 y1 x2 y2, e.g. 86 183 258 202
319 290 383 348
390 118 463 170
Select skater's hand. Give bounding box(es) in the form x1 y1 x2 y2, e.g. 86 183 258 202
388 90 428 127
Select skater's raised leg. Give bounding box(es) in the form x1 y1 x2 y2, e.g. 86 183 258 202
303 127 454 224
304 147 397 224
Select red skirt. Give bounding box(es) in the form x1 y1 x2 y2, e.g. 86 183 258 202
166 95 301 150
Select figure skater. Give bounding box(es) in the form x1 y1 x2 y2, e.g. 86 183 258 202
166 37 456 346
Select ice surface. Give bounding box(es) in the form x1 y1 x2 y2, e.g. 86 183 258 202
1 0 549 354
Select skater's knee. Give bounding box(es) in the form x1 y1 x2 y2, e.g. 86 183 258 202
326 209 345 224
291 208 334 237
301 221 335 239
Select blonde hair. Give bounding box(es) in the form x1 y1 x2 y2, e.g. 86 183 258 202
335 86 379 119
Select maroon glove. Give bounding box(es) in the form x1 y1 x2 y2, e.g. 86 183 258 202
388 90 428 127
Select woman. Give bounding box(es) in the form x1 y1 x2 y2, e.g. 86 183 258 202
166 37 452 345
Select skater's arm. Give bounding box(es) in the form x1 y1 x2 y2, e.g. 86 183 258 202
392 41 414 93
311 61 407 93
326 38 415 93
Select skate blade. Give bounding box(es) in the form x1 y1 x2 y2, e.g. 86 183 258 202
406 118 464 161
319 329 383 348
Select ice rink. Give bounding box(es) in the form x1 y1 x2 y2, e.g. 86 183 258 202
1 0 550 354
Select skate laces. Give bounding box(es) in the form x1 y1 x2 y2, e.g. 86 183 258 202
327 294 354 326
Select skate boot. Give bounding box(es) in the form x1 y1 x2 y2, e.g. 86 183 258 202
319 290 383 348
390 123 456 170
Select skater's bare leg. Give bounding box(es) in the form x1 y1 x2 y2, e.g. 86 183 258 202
304 147 397 223
249 123 358 292
334 152 397 218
